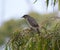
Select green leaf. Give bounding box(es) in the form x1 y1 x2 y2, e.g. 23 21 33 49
58 0 60 10
33 0 37 4
5 45 8 50
46 0 49 7
54 0 56 6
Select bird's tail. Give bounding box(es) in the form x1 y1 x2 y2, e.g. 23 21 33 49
36 28 40 35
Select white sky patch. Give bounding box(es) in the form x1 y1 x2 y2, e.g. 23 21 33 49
4 0 30 20
0 0 58 25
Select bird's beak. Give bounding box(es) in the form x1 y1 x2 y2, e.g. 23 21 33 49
21 17 24 19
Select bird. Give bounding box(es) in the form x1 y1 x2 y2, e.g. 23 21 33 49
22 15 40 35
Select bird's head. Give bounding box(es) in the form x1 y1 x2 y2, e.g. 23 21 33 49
22 15 29 19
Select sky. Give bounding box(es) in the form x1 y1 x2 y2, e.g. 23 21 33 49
0 0 58 26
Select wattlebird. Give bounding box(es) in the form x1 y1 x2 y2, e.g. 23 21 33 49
22 15 40 35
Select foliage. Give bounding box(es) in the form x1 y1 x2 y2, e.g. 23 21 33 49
58 0 60 10
34 0 60 10
46 0 49 8
0 19 28 45
5 23 60 50
33 0 37 4
3 12 60 50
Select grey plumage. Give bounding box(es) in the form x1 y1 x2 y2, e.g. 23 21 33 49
22 15 40 35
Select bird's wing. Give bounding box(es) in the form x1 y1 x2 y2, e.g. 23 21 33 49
27 17 39 27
